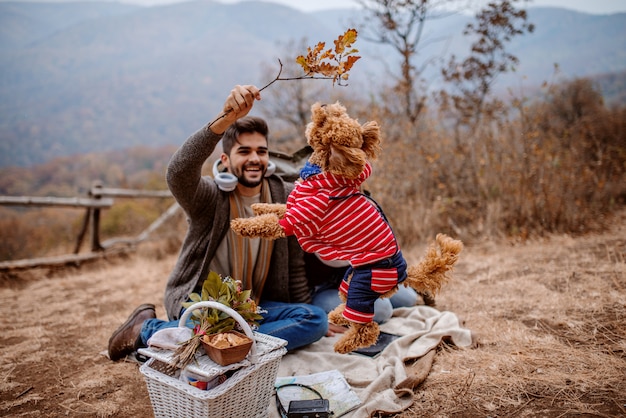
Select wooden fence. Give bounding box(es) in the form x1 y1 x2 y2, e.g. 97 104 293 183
0 181 178 271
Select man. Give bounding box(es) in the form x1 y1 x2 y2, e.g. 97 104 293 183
108 85 328 361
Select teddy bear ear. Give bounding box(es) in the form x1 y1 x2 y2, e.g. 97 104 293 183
360 121 382 160
327 101 348 118
309 102 327 124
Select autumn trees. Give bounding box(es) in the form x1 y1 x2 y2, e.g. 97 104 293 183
355 0 534 128
441 0 534 128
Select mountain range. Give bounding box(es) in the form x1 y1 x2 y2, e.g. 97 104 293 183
1 0 625 168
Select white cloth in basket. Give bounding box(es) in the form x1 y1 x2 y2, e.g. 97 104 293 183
147 327 193 351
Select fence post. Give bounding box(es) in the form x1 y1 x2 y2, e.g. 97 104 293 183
74 208 91 254
90 181 104 252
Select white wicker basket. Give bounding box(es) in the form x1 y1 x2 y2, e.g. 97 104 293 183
138 301 287 418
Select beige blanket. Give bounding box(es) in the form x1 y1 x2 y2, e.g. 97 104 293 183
270 305 473 417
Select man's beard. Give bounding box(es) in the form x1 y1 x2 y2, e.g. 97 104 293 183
236 163 266 188
238 176 263 188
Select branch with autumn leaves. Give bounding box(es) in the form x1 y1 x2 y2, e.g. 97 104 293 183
208 28 361 128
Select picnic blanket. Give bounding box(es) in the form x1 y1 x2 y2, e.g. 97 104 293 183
269 305 473 417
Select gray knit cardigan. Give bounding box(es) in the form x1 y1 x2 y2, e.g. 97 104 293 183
163 123 311 320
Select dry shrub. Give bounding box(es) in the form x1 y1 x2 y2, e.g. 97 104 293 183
364 77 626 247
99 198 174 238
0 207 82 260
364 113 468 247
496 78 626 235
2 78 623 259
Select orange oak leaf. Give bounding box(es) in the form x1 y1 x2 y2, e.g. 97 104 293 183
295 28 362 85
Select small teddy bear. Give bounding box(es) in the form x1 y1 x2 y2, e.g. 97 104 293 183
231 102 463 354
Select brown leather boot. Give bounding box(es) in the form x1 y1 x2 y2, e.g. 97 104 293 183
108 303 156 361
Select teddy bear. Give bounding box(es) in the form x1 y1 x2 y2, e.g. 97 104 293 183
230 101 463 354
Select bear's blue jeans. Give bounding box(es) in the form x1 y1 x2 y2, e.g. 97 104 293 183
312 283 417 324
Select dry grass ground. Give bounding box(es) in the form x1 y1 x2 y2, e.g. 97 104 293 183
1 210 624 417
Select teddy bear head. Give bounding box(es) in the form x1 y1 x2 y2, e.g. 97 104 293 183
305 102 381 179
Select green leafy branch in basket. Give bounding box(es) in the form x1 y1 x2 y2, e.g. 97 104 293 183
172 272 263 369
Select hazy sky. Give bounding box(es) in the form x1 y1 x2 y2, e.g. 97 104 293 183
122 0 626 15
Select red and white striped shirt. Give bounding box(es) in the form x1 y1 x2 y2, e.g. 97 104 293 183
278 163 398 267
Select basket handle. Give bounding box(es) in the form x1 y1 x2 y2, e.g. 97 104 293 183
178 301 259 363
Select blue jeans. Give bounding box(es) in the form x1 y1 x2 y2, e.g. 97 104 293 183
140 300 327 352
312 283 417 324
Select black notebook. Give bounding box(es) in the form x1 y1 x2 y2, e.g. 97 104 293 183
353 331 400 358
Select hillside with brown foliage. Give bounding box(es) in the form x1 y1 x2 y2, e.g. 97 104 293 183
1 77 625 263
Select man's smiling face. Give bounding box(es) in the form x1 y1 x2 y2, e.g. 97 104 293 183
222 131 269 192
